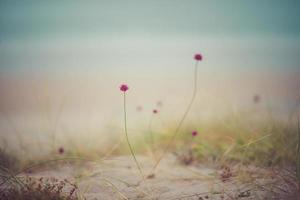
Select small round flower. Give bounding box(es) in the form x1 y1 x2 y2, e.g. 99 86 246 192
192 131 198 137
152 109 158 114
253 94 261 104
120 84 129 92
194 53 202 61
136 106 143 111
58 147 64 154
157 101 163 107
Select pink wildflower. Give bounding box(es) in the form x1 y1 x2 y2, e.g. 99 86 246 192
192 131 198 137
120 84 129 92
194 53 202 61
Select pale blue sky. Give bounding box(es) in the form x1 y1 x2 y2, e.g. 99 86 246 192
0 0 300 72
1 0 300 39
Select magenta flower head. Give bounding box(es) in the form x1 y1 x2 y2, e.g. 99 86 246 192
152 109 158 114
120 84 129 92
192 131 198 137
194 53 202 61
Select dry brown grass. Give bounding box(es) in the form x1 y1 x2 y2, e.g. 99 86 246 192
1 176 79 200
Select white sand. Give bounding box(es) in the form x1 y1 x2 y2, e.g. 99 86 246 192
24 155 297 200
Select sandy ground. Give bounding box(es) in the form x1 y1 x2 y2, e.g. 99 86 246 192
23 155 297 200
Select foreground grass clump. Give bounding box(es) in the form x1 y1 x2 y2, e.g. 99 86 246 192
1 177 79 200
211 121 296 167
150 114 299 168
0 148 20 172
199 121 298 167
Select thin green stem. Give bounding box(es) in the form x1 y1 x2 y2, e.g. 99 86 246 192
123 92 144 179
149 61 199 174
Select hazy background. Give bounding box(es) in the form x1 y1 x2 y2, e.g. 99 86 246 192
0 1 300 152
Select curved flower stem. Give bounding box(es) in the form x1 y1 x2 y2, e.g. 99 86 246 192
296 117 300 181
123 92 144 179
147 115 155 151
149 61 199 174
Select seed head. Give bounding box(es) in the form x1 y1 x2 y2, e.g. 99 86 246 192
157 101 163 107
58 147 64 154
136 106 143 111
